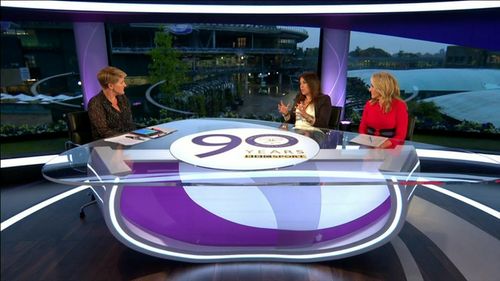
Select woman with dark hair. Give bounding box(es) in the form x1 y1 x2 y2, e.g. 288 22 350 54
277 72 332 130
359 71 408 148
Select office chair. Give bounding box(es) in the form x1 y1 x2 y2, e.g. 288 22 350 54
406 115 416 141
328 106 343 130
65 110 93 150
64 111 96 218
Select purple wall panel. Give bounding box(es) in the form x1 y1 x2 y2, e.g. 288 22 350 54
320 28 350 109
73 22 109 109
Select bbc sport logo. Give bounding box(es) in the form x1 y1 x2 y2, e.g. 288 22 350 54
170 128 320 170
244 154 306 158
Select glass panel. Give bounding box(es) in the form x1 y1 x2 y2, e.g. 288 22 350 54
1 22 320 158
1 22 80 158
346 31 500 152
107 23 320 124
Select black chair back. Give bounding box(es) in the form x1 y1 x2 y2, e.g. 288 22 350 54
328 106 342 130
66 111 93 149
406 115 416 141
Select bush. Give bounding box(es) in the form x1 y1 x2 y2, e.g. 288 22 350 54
0 120 68 137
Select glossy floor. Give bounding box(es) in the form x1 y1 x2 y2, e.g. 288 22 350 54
1 178 498 281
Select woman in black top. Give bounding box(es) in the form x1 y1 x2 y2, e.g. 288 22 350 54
88 66 135 140
277 72 332 129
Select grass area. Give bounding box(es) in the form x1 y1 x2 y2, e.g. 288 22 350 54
1 137 67 158
412 134 500 153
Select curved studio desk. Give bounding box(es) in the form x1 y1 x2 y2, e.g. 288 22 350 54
43 118 422 262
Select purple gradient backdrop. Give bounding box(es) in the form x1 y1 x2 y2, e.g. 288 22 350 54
73 22 109 109
321 28 350 110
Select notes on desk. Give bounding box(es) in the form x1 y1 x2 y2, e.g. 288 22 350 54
105 134 144 146
104 127 177 146
349 134 388 148
150 127 177 137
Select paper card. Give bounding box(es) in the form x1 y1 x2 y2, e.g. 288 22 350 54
349 134 388 147
104 127 177 145
148 127 177 138
104 134 145 146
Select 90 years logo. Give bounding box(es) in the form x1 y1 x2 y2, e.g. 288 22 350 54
170 128 320 170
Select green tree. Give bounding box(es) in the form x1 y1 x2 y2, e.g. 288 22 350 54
349 47 391 58
396 50 418 58
351 46 362 57
148 27 188 105
407 100 443 123
455 120 482 133
344 77 370 124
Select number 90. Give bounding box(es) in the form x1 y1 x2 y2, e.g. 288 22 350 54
192 134 298 158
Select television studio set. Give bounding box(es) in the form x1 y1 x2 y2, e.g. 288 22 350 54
1 1 499 280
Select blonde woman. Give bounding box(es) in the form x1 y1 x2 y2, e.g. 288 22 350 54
359 71 408 148
88 66 136 140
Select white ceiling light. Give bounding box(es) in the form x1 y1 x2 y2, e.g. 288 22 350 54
2 1 500 14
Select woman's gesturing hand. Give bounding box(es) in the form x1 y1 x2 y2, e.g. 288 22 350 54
296 101 307 116
278 100 290 115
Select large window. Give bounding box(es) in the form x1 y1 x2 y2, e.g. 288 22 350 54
2 22 498 157
0 22 320 158
107 23 319 123
1 22 80 158
345 32 500 152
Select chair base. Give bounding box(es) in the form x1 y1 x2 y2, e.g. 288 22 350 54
80 200 97 218
79 193 97 219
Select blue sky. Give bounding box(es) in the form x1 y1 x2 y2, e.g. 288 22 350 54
297 28 450 55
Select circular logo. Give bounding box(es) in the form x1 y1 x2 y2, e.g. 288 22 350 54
170 128 320 170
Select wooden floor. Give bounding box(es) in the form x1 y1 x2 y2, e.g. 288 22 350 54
2 179 499 281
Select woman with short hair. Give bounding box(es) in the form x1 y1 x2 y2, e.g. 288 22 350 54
88 66 136 140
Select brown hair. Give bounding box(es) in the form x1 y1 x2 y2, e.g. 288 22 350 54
296 72 321 105
370 71 402 113
97 66 127 88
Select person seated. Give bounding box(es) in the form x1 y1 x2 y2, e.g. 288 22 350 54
277 72 332 130
88 66 136 140
359 71 408 149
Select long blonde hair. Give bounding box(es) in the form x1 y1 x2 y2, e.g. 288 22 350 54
370 71 402 113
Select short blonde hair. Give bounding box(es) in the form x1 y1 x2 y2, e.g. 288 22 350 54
97 66 127 88
370 71 402 113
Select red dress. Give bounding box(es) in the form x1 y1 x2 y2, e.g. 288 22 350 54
359 99 408 148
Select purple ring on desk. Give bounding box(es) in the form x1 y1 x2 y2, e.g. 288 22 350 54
43 118 419 262
120 184 391 246
103 153 408 262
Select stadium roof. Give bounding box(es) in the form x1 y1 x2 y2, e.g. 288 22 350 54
348 68 500 93
348 69 500 126
425 89 500 127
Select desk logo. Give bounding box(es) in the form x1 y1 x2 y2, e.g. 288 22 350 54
170 128 320 170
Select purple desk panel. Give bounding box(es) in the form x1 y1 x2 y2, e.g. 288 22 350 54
42 118 419 262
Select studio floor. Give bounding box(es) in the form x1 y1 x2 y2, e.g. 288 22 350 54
1 177 499 281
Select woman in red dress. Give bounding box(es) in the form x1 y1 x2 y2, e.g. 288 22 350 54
359 71 408 149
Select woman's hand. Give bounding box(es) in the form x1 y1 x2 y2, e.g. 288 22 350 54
297 101 315 124
378 139 393 149
278 100 290 115
296 101 307 116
